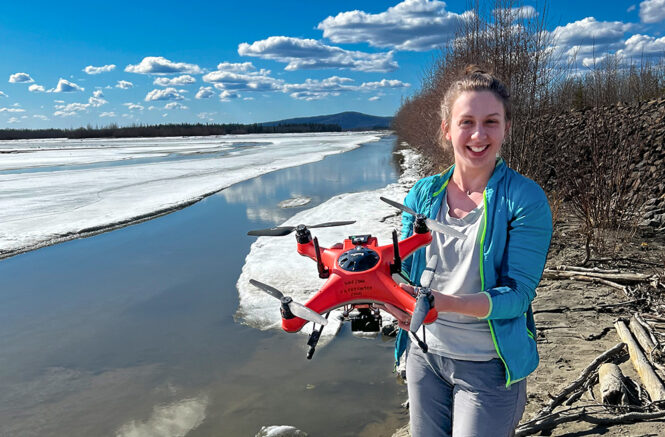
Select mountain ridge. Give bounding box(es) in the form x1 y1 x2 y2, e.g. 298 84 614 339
261 111 393 130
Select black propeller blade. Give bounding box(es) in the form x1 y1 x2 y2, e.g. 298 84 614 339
249 279 328 326
409 255 439 333
247 221 355 237
379 196 466 240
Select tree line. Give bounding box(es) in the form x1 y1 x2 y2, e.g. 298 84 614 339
0 122 342 141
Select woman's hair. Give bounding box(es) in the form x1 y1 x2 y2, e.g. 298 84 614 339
441 65 511 125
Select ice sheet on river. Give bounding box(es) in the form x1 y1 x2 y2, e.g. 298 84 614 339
0 132 382 258
236 149 423 338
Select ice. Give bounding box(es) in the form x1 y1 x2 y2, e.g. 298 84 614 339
0 132 383 258
236 148 424 341
278 196 312 208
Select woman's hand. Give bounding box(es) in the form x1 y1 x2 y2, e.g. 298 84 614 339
376 303 412 330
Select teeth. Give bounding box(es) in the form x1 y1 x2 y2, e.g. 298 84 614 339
470 145 488 153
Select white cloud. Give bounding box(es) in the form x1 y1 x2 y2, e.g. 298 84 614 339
369 96 381 101
238 36 398 72
8 117 20 123
9 72 34 83
628 4 637 12
50 78 84 93
197 112 216 121
219 90 241 101
216 62 256 72
123 103 145 111
29 84 45 92
494 6 537 20
639 0 665 23
100 112 116 117
0 91 7 97
550 17 636 63
144 87 185 102
164 102 188 110
359 79 410 89
83 64 116 74
204 69 283 93
93 89 104 98
125 56 203 75
54 102 89 113
0 107 26 113
153 75 196 86
619 33 665 57
33 114 49 120
53 111 78 117
88 96 108 107
195 86 215 99
116 80 134 89
317 0 470 52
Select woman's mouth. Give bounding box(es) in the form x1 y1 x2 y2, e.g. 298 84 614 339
467 144 489 155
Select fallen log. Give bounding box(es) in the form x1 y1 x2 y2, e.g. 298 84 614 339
543 269 652 284
534 343 627 417
541 271 629 294
614 320 665 402
630 315 662 363
599 363 628 405
555 265 621 274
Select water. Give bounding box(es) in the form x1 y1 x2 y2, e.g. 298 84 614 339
0 136 409 436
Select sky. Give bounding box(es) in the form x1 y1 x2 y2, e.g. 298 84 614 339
0 0 664 129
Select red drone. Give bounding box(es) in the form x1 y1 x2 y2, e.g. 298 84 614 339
247 197 465 358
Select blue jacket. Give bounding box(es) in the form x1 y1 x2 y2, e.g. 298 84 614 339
398 158 552 387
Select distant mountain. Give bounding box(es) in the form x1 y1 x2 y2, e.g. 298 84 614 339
261 111 393 130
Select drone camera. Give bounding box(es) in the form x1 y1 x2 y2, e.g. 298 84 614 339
350 307 382 332
350 234 371 245
414 215 429 234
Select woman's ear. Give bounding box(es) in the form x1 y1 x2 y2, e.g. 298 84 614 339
441 120 451 141
504 120 511 136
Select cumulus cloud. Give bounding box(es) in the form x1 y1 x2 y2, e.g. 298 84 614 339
100 112 116 117
33 114 49 120
369 96 381 101
282 76 411 100
51 78 84 93
125 56 203 75
197 112 216 121
54 101 89 117
238 36 398 72
116 80 134 89
203 69 283 93
618 33 665 57
0 107 26 113
219 90 241 101
88 96 108 107
83 64 116 74
359 79 410 89
494 6 537 20
195 86 214 99
145 87 185 102
123 103 145 111
0 91 7 97
639 0 665 23
317 0 470 51
216 62 256 72
8 117 20 123
154 75 196 86
164 102 189 110
29 84 45 92
93 90 104 98
551 17 634 61
9 72 34 83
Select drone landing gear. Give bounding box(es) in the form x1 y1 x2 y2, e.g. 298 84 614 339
306 312 330 360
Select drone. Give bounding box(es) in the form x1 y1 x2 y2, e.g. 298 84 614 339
247 196 466 359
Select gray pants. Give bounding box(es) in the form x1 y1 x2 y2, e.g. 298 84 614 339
406 344 527 437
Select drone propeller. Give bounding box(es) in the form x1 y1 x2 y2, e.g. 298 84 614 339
249 279 328 326
409 255 439 333
247 221 356 237
379 197 466 240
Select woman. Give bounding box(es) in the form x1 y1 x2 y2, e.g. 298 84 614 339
384 66 552 436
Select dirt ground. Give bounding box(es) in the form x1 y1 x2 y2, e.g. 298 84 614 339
393 211 665 437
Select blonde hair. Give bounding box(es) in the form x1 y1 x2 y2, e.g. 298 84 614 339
441 65 512 125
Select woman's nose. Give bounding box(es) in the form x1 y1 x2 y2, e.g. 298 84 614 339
471 125 486 139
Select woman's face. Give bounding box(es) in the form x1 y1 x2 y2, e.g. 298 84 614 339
442 90 509 173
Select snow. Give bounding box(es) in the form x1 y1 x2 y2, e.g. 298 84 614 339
0 132 383 257
236 148 424 338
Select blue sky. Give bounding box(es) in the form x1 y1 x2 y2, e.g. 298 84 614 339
1 0 663 129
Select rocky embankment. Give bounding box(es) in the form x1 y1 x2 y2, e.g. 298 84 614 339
535 97 665 230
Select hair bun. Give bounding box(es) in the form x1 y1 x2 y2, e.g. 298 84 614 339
465 64 487 75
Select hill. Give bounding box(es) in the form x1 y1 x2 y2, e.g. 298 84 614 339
261 111 393 130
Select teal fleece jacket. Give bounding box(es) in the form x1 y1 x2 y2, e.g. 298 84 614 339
398 158 552 387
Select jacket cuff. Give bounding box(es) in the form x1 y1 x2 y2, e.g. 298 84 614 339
478 291 493 320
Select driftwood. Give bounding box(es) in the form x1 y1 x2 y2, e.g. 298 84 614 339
515 404 665 436
554 265 622 273
535 343 627 417
534 299 645 315
614 320 665 401
630 315 662 362
634 313 662 355
542 271 629 294
599 363 628 405
543 268 652 283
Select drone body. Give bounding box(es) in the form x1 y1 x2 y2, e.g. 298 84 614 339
281 228 437 332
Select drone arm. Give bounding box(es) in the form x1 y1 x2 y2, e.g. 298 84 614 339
396 231 432 260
